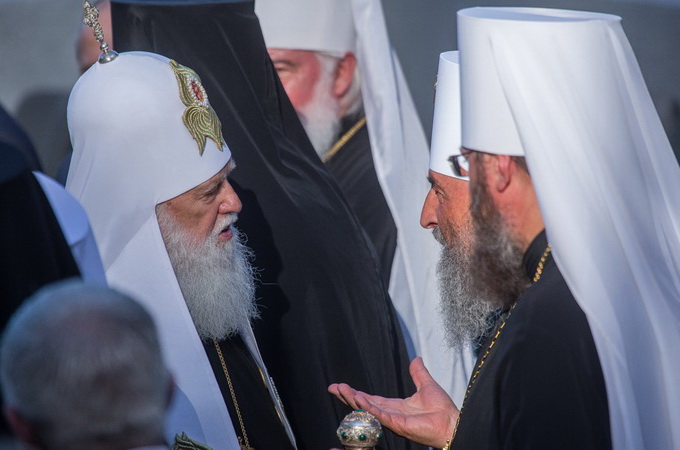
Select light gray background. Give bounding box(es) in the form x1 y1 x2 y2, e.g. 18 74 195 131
382 0 680 157
1 0 679 175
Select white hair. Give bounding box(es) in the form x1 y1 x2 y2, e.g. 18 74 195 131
315 51 363 117
0 280 170 449
156 205 258 341
298 52 363 157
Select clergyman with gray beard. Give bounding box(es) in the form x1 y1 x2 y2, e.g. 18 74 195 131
329 10 616 448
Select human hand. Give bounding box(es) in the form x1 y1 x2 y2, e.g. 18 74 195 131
328 357 459 448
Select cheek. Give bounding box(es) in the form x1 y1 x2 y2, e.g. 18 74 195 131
200 208 221 235
180 204 219 239
280 67 321 111
445 190 472 228
288 79 317 111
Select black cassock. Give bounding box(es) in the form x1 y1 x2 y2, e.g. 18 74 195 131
0 143 80 324
324 114 397 288
452 230 611 449
0 143 81 434
111 2 417 449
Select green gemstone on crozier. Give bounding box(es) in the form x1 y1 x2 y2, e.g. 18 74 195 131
359 435 366 441
378 433 383 439
356 409 365 412
341 432 347 439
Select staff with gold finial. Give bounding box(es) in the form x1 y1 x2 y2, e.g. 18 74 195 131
82 0 118 64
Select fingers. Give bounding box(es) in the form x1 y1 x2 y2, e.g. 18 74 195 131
328 383 363 410
353 393 379 414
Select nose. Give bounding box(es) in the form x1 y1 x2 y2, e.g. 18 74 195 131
218 181 242 215
420 188 438 229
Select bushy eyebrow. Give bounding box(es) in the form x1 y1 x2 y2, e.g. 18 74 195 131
272 58 296 69
199 162 232 198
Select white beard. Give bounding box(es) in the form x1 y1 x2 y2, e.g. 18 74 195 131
157 209 258 341
297 64 342 159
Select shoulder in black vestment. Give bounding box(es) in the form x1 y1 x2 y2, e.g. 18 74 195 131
324 115 397 287
452 230 611 449
203 335 294 449
0 143 81 434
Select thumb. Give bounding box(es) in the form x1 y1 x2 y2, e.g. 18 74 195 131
409 357 435 390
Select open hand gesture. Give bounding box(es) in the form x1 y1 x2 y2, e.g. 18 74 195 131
328 357 459 448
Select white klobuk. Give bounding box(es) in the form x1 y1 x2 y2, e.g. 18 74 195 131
459 7 680 449
256 0 475 403
66 51 295 449
430 51 465 180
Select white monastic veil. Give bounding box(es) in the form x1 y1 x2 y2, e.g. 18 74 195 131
459 7 680 449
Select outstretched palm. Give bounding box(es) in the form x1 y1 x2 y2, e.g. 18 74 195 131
328 357 459 448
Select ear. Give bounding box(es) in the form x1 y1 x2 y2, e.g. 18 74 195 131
494 155 515 192
332 52 357 99
4 406 43 448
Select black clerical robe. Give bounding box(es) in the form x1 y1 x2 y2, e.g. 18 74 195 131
0 143 81 435
203 335 294 450
0 143 80 324
324 115 397 287
452 231 611 449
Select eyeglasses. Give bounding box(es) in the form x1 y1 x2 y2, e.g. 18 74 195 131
448 149 473 179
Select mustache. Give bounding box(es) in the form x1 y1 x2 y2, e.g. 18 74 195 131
212 213 238 235
432 228 446 246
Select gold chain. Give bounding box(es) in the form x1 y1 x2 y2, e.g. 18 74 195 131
322 116 367 163
212 339 254 450
533 244 551 283
448 244 551 446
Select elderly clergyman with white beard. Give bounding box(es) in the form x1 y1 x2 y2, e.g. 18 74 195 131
66 17 296 448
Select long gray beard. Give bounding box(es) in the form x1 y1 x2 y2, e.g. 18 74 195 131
433 228 499 351
158 210 259 341
297 59 342 158
469 167 528 308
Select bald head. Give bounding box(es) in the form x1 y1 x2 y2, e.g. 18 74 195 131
0 280 170 449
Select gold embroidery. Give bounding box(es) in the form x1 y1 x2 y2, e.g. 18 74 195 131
172 432 213 449
169 60 225 156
